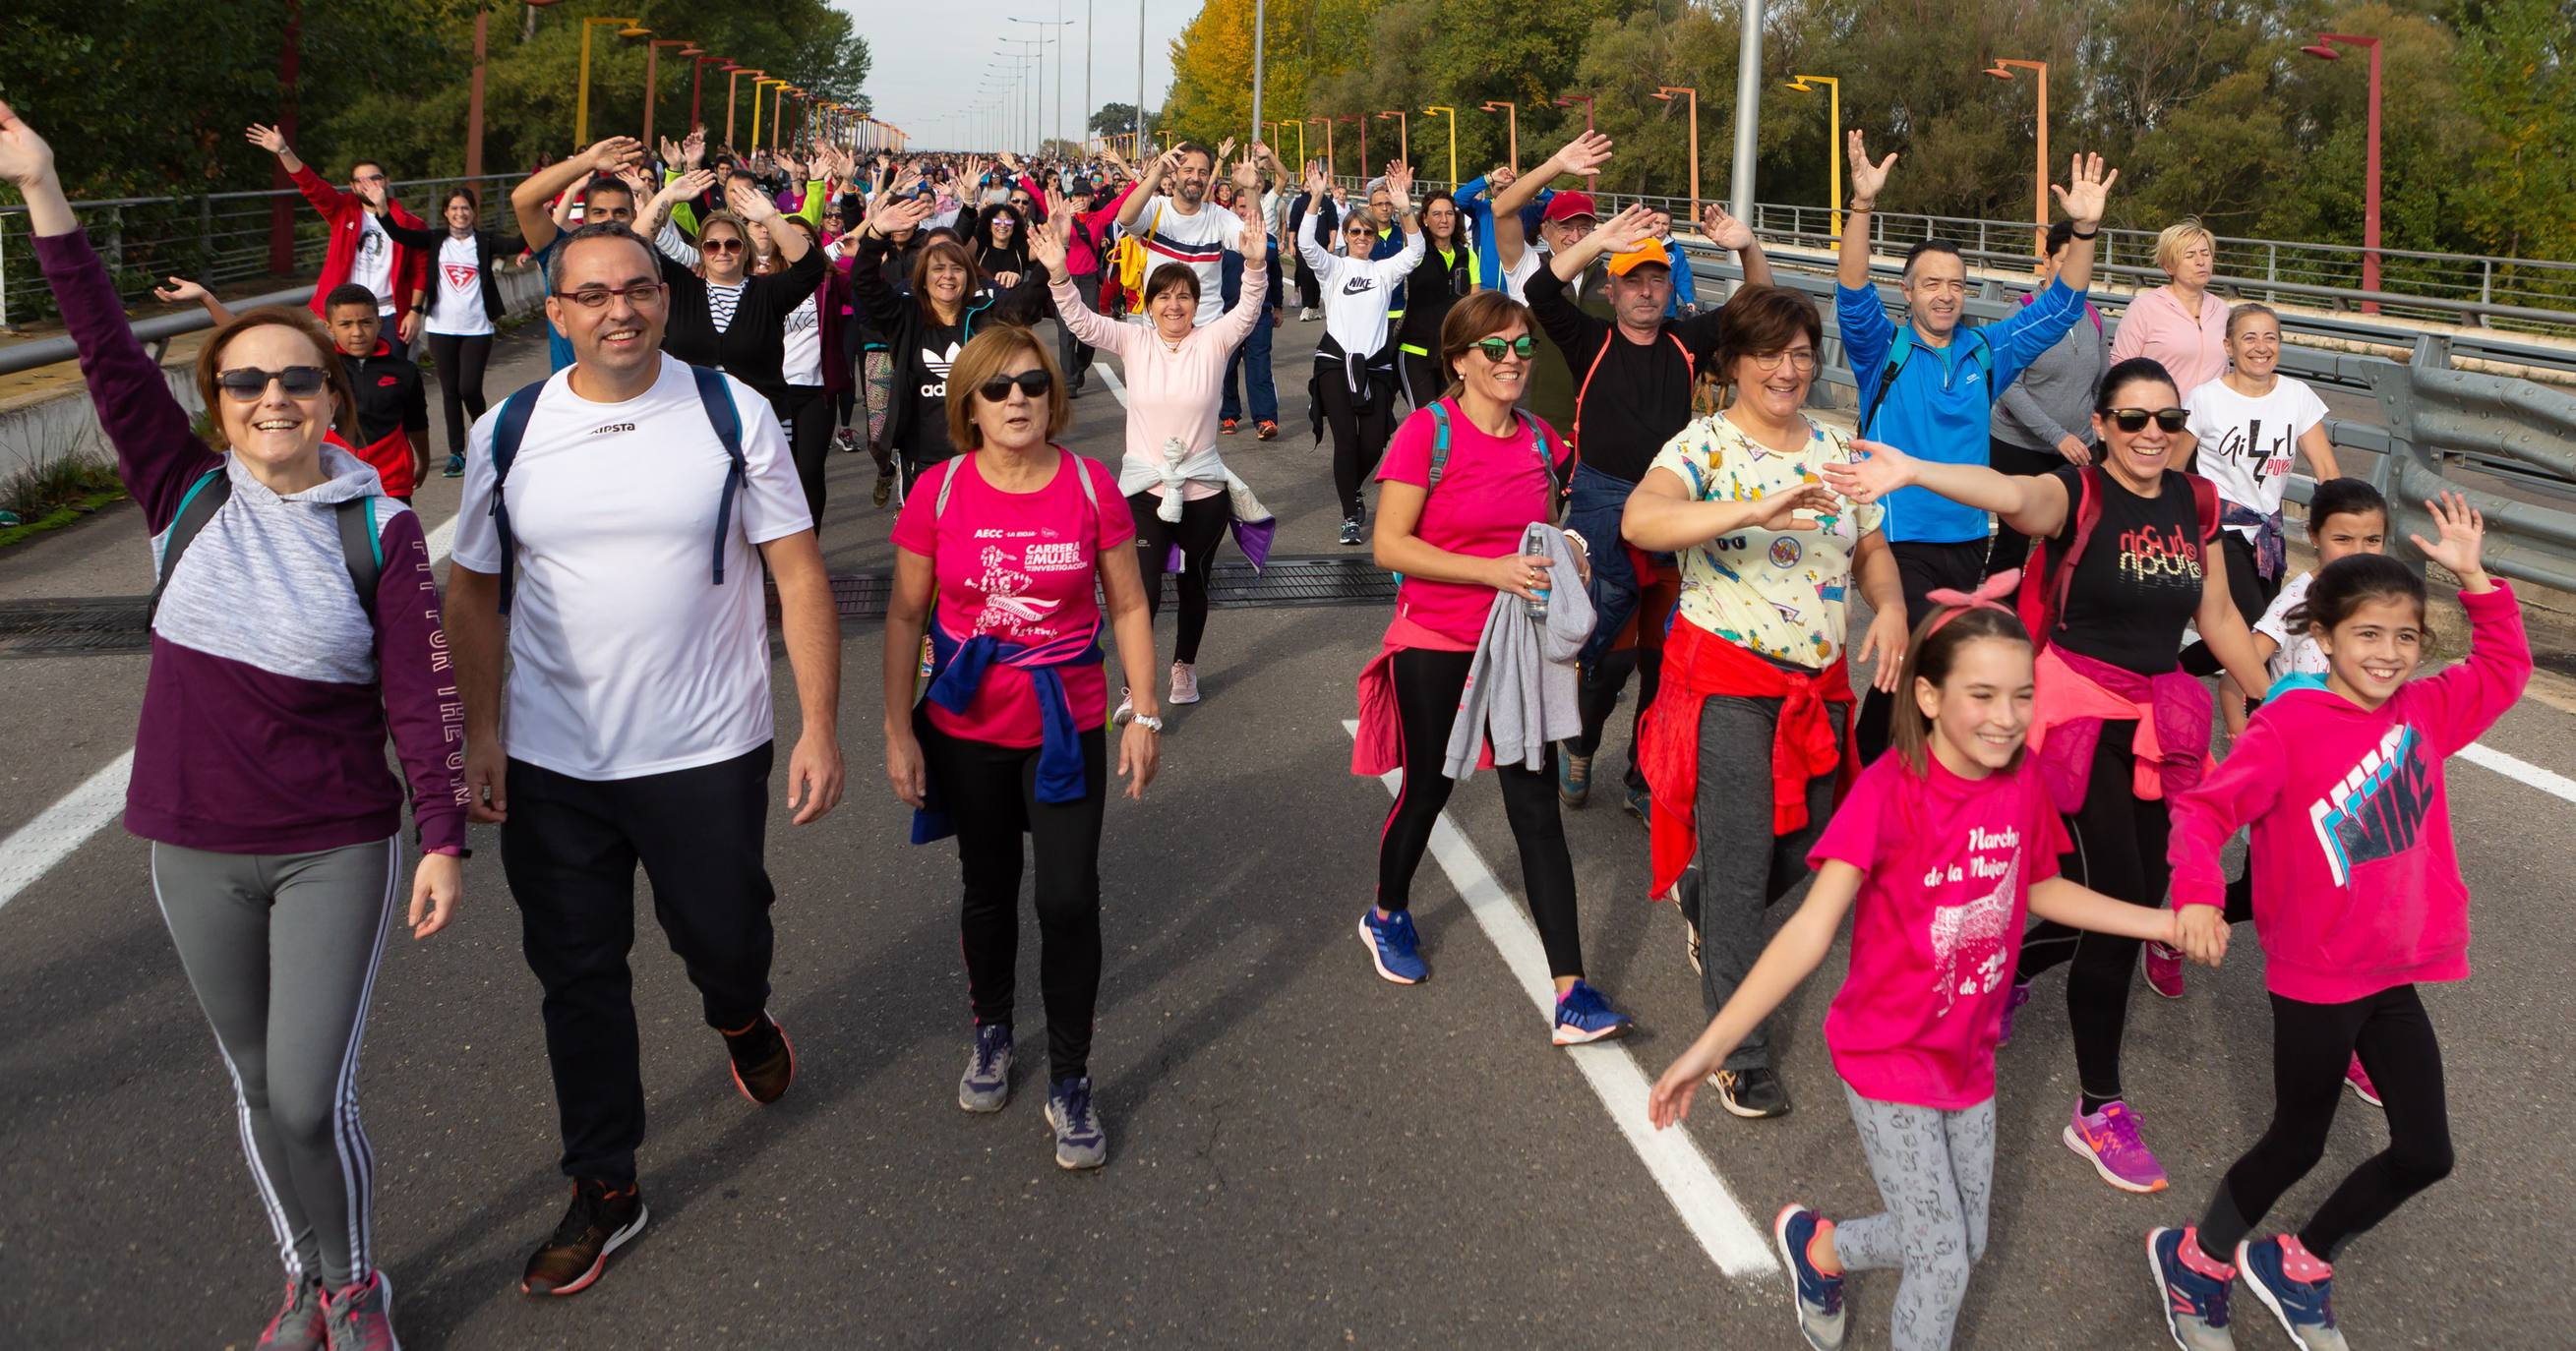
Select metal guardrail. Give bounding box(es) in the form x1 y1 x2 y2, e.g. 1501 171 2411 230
0 287 315 380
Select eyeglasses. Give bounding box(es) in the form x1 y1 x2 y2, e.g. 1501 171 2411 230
2105 406 2189 433
1748 350 1819 374
216 366 329 400
702 238 746 255
1473 335 1537 362
552 282 667 309
976 369 1054 402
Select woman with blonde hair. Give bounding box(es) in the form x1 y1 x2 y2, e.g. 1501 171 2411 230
2111 218 2230 394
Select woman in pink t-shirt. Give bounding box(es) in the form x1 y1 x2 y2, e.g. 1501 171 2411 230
881 326 1162 1171
1648 587 2203 1351
1353 292 1636 1046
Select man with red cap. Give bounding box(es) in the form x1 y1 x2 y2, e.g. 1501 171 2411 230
1525 140 1773 819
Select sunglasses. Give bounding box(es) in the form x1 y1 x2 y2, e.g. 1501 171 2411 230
976 369 1054 402
2104 406 2189 433
215 366 329 400
702 238 746 255
1473 335 1537 362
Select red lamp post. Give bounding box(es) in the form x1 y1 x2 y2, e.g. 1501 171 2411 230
643 40 696 146
2304 32 2383 311
1376 109 1408 171
1554 93 1594 189
1982 59 2049 257
690 54 730 133
1339 113 1366 181
727 68 764 150
1653 86 1699 224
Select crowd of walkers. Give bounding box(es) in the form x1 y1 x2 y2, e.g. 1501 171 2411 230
5 61 2535 1351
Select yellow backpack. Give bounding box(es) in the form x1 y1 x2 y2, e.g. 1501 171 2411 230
1111 202 1163 312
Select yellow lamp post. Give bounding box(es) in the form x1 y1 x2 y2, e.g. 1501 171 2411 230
1983 58 2051 257
576 18 648 145
727 68 764 150
753 78 787 151
1784 75 1841 239
1423 105 1457 188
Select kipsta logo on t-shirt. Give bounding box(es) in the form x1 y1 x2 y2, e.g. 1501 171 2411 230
588 422 637 437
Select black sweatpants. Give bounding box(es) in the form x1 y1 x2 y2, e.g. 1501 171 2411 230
1985 437 2066 579
1376 647 1586 978
1128 488 1228 666
424 331 493 461
778 385 833 531
1400 349 1447 413
1296 258 1322 312
2197 985 2453 1263
919 718 1108 1082
1317 363 1397 523
1566 645 1657 795
2182 531 2280 676
503 743 778 1185
1856 539 1991 762
2015 724 2167 1108
1059 270 1101 387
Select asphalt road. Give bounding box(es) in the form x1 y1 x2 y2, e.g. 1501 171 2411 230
4 301 2574 1350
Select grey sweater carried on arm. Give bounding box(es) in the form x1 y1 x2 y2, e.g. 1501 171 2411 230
1444 523 1595 780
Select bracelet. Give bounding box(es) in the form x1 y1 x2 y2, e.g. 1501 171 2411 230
2069 224 2099 240
1562 529 1590 555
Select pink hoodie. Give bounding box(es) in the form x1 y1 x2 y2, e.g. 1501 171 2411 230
2167 584 2530 1004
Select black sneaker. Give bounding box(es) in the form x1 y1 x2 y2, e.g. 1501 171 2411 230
725 1012 794 1105
1712 1065 1793 1119
1339 517 1364 547
520 1179 648 1296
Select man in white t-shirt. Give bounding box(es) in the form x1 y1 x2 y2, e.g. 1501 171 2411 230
445 221 844 1300
1111 141 1254 327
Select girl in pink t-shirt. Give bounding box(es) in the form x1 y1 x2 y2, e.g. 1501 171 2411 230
1648 578 2208 1351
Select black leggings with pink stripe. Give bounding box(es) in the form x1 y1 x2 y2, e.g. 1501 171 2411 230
1374 646 1586 977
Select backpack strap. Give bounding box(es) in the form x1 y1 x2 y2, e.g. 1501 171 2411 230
930 456 964 518
2051 465 2105 639
1858 325 1915 440
689 364 748 585
2187 472 2222 545
487 377 548 617
149 467 230 626
1519 409 1562 507
335 496 384 619
1427 401 1454 488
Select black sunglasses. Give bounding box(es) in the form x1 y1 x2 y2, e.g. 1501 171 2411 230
215 366 329 400
2104 406 2189 433
976 369 1054 402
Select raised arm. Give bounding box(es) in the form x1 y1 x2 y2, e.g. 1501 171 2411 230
2044 153 2116 293
1697 204 1772 288
1839 129 1895 290
152 276 240 329
1115 147 1177 230
1824 437 2075 540
513 136 639 252
1034 195 1134 355
1496 130 1607 222
1367 164 1425 283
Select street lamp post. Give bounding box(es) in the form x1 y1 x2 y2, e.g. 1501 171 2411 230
2304 31 2383 310
1009 17 1078 149
690 54 730 132
1309 116 1332 180
727 68 764 150
1982 58 2050 257
643 39 695 146
1479 99 1518 175
1784 75 1840 238
1554 93 1594 189
770 84 796 153
1423 105 1456 188
576 18 647 145
1652 86 1699 223
1377 110 1408 171
1287 116 1306 171
753 78 786 152
1339 114 1366 181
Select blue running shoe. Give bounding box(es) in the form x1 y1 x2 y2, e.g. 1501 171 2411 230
1557 748 1592 806
1357 907 1428 984
2236 1236 2348 1350
1044 1076 1108 1170
2147 1227 2239 1351
958 1023 1012 1113
1550 979 1633 1045
1772 1204 1847 1350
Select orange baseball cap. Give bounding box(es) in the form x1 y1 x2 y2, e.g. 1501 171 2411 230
1607 238 1674 276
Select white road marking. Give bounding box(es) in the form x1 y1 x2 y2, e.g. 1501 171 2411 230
1342 720 1775 1279
2460 741 2576 806
0 515 460 915
1095 362 1130 409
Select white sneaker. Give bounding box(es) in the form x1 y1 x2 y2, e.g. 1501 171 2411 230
1168 662 1200 705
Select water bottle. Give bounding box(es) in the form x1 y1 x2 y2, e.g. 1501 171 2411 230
1522 525 1550 620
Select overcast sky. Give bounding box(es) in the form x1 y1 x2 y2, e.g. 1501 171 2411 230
843 0 1206 149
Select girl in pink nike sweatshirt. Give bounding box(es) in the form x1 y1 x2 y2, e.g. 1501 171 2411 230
2147 492 2529 1348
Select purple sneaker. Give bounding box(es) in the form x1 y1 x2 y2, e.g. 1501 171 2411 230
2063 1099 2169 1193
1997 980 2033 1046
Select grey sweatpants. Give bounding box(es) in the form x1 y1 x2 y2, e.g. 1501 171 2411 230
1674 694 1843 1071
150 837 399 1288
1834 1085 1998 1351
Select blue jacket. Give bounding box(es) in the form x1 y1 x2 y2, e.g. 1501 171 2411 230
1455 174 1552 294
1836 277 2088 544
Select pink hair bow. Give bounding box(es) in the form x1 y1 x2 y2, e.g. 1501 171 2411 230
1922 567 2020 637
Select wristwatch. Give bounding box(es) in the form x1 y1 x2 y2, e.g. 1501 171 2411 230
1132 714 1165 733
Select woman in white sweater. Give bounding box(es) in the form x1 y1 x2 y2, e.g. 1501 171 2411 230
1300 160 1425 545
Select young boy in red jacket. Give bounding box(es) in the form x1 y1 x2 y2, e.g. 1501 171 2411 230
322 285 431 502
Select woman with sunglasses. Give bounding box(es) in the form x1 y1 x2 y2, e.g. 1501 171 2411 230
1029 190 1270 714
1826 357 2273 1196
881 327 1163 1170
7 102 460 1349
1300 159 1425 547
1394 191 1477 410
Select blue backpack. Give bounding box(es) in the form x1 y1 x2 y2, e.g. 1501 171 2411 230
485 364 745 616
1858 324 1996 440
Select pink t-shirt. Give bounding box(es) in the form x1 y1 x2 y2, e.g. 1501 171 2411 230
892 450 1136 747
1376 400 1572 647
1809 752 2069 1109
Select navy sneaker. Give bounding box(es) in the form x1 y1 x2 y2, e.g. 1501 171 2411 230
1622 780 1651 824
2236 1235 2347 1350
1550 979 1633 1045
2147 1226 2239 1351
1772 1204 1848 1350
958 1023 1012 1113
1357 907 1428 984
1044 1076 1108 1169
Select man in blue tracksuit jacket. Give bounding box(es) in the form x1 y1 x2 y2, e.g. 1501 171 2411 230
1834 130 2116 758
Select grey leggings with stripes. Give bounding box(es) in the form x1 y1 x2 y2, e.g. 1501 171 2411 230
151 837 398 1289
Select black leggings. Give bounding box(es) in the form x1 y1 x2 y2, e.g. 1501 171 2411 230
1566 645 1657 794
2182 531 2280 676
2016 723 2168 1108
1127 489 1228 666
1317 364 1397 522
1376 647 1585 978
919 717 1108 1083
778 385 832 530
1400 349 1447 412
424 331 494 461
1985 437 2066 578
2196 985 2453 1263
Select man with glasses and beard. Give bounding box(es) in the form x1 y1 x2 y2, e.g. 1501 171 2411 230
1112 142 1258 328
444 221 845 1301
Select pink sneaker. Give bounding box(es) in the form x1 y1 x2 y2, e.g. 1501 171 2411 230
2143 941 2185 999
2062 1099 2169 1193
255 1276 325 1350
2345 1053 2381 1107
322 1272 402 1351
1168 661 1201 705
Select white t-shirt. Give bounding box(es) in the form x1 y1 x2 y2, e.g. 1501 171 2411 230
451 355 814 780
348 211 396 316
2184 376 2329 538
781 290 823 387
2253 570 2328 680
429 235 493 337
1499 245 1543 304
1130 194 1244 327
